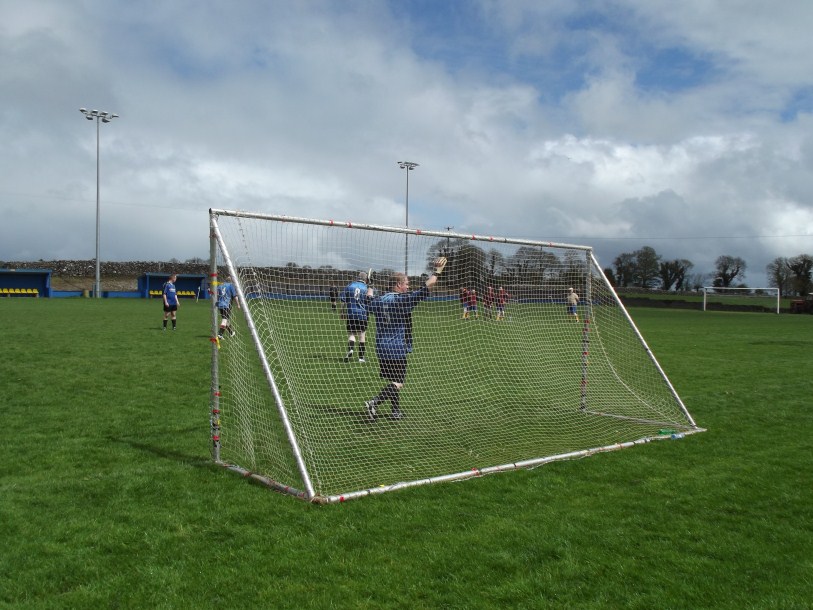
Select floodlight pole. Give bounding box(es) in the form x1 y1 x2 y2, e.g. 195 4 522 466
397 161 418 275
80 108 119 298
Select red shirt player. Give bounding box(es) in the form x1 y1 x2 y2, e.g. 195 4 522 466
460 287 469 319
484 286 495 318
467 289 478 318
497 286 510 320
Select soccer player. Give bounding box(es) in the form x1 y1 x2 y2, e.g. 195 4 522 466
467 288 478 319
567 287 580 322
460 287 469 319
162 273 179 330
329 285 338 312
496 286 509 321
483 285 495 319
363 257 447 422
341 271 370 363
216 275 241 338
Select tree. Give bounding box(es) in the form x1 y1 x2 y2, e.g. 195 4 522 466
766 257 793 297
426 238 469 287
612 252 636 287
456 244 487 287
684 272 707 291
506 246 560 284
485 249 506 282
603 267 617 287
674 259 694 290
713 255 746 287
659 259 694 291
633 246 661 288
787 254 813 296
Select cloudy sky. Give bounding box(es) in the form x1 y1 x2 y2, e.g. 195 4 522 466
2 0 812 285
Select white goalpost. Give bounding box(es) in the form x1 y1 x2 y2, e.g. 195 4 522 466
208 209 704 503
702 287 780 314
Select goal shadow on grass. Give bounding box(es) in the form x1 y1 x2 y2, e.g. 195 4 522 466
109 432 210 468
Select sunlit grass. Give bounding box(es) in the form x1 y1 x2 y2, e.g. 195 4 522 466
1 298 811 608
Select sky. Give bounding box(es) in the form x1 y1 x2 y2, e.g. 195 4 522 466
1 0 812 286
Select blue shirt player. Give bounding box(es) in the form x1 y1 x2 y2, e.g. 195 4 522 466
162 273 180 331
216 275 241 338
363 257 447 422
341 271 370 362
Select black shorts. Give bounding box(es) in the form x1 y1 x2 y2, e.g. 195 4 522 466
163 304 177 313
219 306 232 320
379 358 407 385
346 318 368 334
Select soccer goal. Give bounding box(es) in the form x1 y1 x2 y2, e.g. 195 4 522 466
702 287 780 314
208 209 704 503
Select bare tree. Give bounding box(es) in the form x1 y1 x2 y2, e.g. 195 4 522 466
485 248 506 282
659 259 694 291
766 257 793 296
713 255 747 287
787 254 813 296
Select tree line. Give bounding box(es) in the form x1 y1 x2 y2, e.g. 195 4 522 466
601 246 812 296
421 241 812 297
252 240 813 298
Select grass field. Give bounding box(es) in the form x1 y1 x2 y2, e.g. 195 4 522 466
1 298 811 608
218 297 699 500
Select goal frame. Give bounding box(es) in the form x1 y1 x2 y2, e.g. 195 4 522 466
702 286 780 314
209 208 704 503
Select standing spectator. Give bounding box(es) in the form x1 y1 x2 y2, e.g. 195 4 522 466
216 274 241 338
341 271 370 363
567 287 580 322
364 257 447 422
162 274 180 331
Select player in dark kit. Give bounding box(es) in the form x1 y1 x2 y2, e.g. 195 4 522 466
329 285 338 312
341 271 370 363
162 273 180 331
363 257 447 422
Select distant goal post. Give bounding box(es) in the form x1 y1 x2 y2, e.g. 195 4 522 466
702 287 780 314
208 208 703 503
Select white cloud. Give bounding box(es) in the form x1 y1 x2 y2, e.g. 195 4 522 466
0 0 812 286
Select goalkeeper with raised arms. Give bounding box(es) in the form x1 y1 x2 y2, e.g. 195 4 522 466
363 257 447 422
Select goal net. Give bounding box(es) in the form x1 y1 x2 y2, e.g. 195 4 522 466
702 287 780 314
209 209 703 503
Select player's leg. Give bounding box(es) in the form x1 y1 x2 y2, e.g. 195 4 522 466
218 308 229 337
345 333 356 361
358 327 367 362
366 360 406 421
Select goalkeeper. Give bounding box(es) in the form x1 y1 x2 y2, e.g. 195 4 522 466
363 257 447 422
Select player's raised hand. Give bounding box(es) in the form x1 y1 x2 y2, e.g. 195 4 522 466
433 257 448 276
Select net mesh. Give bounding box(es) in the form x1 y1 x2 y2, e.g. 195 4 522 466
211 212 698 500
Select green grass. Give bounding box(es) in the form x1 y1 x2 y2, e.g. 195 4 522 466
225 299 697 499
1 298 811 608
